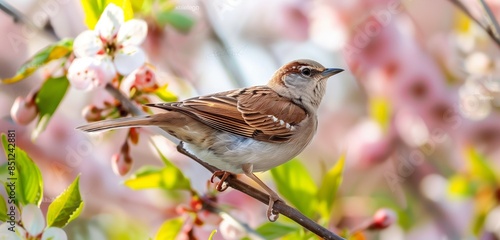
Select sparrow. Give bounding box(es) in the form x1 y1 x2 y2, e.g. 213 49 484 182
77 59 343 221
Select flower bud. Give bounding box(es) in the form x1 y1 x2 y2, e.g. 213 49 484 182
368 208 397 230
111 153 132 176
11 96 38 125
82 105 102 122
120 65 157 96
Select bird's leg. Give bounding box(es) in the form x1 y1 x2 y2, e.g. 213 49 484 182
210 170 231 192
242 163 282 222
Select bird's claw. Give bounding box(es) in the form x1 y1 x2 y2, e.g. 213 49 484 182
210 171 231 192
266 195 283 222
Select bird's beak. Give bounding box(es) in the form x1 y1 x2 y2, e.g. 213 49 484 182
321 68 344 78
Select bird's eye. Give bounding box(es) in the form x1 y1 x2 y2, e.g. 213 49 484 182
301 68 312 77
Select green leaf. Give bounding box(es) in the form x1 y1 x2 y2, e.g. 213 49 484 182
0 195 7 222
1 134 44 207
154 84 178 102
32 76 70 140
156 11 194 32
81 0 134 29
270 159 317 218
448 175 476 198
124 142 190 191
46 175 84 228
317 155 345 219
465 147 498 185
256 222 298 239
369 97 392 132
2 39 73 84
154 217 183 240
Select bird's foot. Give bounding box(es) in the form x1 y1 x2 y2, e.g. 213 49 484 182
210 170 231 192
267 192 283 222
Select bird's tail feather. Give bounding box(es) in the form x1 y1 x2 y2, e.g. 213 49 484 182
77 116 152 132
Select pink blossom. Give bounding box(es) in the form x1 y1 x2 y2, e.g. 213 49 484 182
10 96 38 125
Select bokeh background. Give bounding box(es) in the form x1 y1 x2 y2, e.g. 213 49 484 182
1 0 500 239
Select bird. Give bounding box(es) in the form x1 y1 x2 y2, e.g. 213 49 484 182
77 59 343 221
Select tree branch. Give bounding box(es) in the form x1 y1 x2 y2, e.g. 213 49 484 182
176 143 345 240
446 0 500 46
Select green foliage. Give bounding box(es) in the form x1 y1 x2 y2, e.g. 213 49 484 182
154 84 178 102
1 134 44 207
317 155 345 220
32 76 70 140
448 175 476 198
125 143 190 191
369 97 392 132
47 175 84 228
271 159 318 218
81 0 134 29
465 147 498 185
256 221 299 239
154 217 183 240
0 195 7 222
2 39 73 84
156 11 194 33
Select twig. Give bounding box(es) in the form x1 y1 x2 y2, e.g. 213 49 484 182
199 1 247 88
479 0 500 40
176 143 345 240
447 0 500 46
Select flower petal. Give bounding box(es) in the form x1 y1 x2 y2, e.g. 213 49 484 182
113 46 146 75
117 19 148 46
0 223 23 240
42 227 68 240
95 3 124 41
67 57 116 91
21 204 45 236
73 30 103 58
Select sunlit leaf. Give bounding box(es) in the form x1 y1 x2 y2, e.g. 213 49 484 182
256 221 298 239
472 211 487 236
2 134 44 207
81 0 134 29
124 164 191 191
465 147 498 185
32 76 70 141
154 84 178 102
369 97 391 132
0 195 7 222
317 154 345 219
46 175 84 228
448 175 476 198
156 11 194 33
155 217 183 240
271 159 317 218
2 39 73 84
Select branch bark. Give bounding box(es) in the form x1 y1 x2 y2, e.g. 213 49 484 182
447 0 500 46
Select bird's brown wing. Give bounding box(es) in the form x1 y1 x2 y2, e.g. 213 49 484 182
147 86 308 143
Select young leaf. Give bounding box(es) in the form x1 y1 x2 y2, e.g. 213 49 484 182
32 76 70 140
317 155 345 219
270 159 318 218
465 147 498 185
0 195 7 222
154 217 183 240
154 84 178 102
256 222 299 239
81 0 134 29
156 11 194 33
1 134 44 207
124 165 191 191
2 39 73 84
46 175 84 228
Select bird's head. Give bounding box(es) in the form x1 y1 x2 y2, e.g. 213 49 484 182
268 59 343 112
